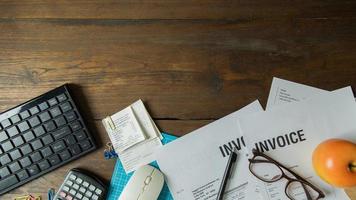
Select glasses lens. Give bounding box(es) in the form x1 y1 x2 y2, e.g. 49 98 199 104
286 180 320 200
250 156 283 182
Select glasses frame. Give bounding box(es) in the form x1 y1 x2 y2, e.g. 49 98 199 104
248 149 325 200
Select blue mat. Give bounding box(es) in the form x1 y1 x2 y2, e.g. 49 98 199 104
106 133 177 200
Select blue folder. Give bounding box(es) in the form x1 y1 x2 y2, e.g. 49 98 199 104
106 133 177 200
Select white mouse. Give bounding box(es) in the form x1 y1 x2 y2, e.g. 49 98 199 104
119 165 164 200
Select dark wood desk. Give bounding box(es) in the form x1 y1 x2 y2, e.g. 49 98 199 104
0 1 355 199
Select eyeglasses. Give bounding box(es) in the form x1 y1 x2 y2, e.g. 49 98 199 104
248 149 325 200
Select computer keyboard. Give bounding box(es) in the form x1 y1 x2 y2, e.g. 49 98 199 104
0 85 97 195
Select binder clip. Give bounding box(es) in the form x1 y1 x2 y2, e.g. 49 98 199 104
104 142 118 160
104 116 116 131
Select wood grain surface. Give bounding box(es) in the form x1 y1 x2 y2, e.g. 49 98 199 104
0 0 355 199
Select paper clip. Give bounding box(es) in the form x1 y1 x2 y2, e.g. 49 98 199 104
104 142 118 160
104 116 116 130
14 194 41 200
48 188 55 200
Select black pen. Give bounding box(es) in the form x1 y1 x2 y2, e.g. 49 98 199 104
216 148 238 200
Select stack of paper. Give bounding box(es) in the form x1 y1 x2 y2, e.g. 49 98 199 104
156 77 354 200
103 100 162 173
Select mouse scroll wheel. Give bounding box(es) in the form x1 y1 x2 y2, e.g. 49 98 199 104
144 176 152 185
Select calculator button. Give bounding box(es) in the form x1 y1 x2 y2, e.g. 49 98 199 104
83 197 89 200
73 183 79 190
66 180 73 186
79 187 86 193
59 191 66 198
95 188 102 195
85 191 92 197
69 174 76 180
83 181 89 187
69 189 76 196
63 186 70 192
92 194 99 200
76 177 83 184
75 193 83 199
89 185 95 191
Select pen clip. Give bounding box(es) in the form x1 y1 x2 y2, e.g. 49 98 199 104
104 116 116 130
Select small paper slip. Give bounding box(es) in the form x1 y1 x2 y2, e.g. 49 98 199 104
103 99 163 173
103 106 146 153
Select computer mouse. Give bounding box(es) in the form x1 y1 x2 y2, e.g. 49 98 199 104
119 165 164 200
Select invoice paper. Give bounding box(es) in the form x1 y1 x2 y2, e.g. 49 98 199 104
239 88 355 200
156 100 263 200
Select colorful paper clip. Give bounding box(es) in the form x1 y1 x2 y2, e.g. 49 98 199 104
14 194 41 200
104 142 118 160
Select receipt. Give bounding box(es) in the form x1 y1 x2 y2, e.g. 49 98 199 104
103 106 146 153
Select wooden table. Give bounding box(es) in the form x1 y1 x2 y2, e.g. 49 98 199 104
0 1 355 199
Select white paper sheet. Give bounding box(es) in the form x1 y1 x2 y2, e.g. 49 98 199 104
239 88 355 200
156 101 263 200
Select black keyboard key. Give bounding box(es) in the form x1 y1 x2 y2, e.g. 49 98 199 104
20 110 30 119
54 116 66 127
39 102 49 111
33 126 45 137
52 140 66 153
28 165 40 176
50 107 62 118
44 121 56 132
0 175 18 191
19 157 32 168
1 119 11 128
74 131 87 141
9 161 21 173
64 111 77 122
80 140 91 150
39 111 51 122
9 149 22 160
41 147 53 158
0 154 11 165
7 126 19 137
70 145 81 156
38 160 50 170
10 115 21 124
48 98 58 106
30 152 42 162
48 155 61 166
0 167 10 178
31 139 43 150
18 121 30 133
20 144 33 155
57 93 67 102
0 131 8 142
2 141 14 152
42 134 54 146
64 135 76 145
23 131 35 142
70 121 82 132
12 136 24 147
60 102 72 113
59 150 71 161
53 126 71 140
29 106 40 115
28 116 41 127
17 170 29 181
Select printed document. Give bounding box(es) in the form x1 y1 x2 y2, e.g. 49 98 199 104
156 101 263 200
239 88 355 200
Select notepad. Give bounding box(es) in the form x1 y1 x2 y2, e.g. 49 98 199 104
106 133 177 200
